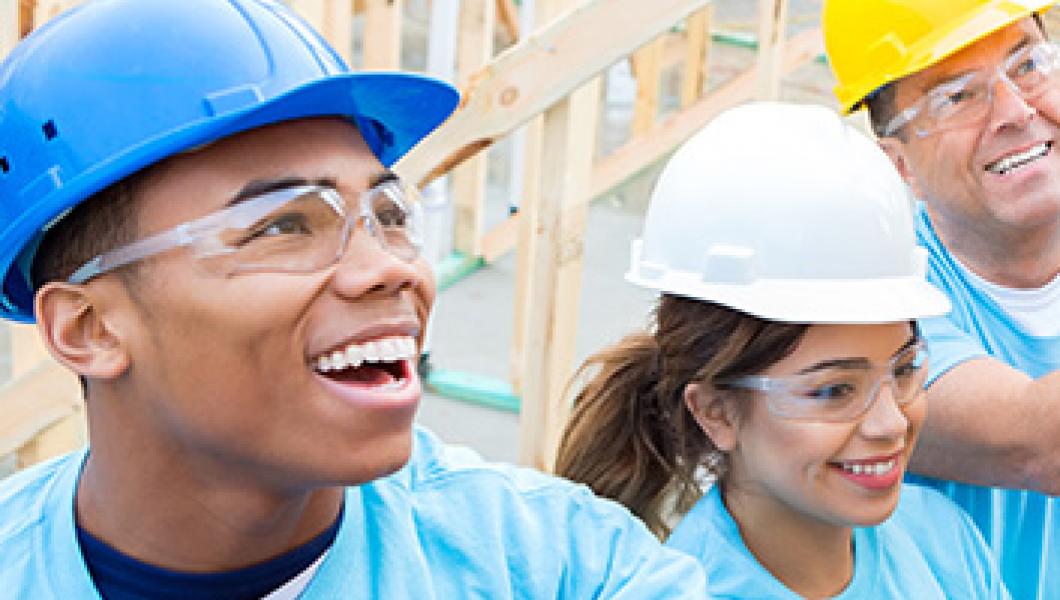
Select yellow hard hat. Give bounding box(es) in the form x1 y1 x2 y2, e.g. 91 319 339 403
824 0 1056 113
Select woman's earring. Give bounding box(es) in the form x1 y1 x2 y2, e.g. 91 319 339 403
705 450 726 477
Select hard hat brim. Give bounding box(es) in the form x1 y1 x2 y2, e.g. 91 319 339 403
0 72 459 322
626 271 952 324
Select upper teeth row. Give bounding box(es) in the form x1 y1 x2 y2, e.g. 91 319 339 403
990 142 1049 174
838 459 895 476
315 336 417 372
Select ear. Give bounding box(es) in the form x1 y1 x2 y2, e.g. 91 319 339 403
34 282 130 380
683 382 738 452
877 137 923 199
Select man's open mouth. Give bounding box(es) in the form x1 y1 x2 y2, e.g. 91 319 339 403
312 336 417 387
985 141 1052 175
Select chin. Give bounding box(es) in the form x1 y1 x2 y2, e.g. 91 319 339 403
841 493 902 528
335 426 416 486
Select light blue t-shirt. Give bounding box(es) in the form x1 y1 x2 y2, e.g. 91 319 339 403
911 204 1060 600
666 483 1007 599
0 426 707 599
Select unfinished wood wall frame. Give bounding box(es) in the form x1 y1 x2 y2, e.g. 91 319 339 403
288 0 355 65
450 0 496 256
1 0 18 57
391 0 819 468
362 0 403 70
756 0 789 99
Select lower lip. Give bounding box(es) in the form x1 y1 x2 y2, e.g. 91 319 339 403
987 146 1052 181
313 360 421 411
830 460 903 490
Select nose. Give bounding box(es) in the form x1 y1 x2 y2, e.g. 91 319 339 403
987 75 1036 132
328 224 421 299
857 380 910 440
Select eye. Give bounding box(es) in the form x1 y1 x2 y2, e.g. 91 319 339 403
240 212 311 244
374 204 408 228
893 361 921 380
804 382 859 402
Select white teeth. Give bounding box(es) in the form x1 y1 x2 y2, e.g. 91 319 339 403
346 345 364 369
837 459 895 476
312 335 418 373
330 350 347 370
988 142 1050 175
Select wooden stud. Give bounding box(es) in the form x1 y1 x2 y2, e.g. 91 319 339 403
450 0 495 257
496 0 520 43
755 0 789 100
9 323 49 380
475 27 825 262
32 0 78 26
2 0 18 57
362 0 402 70
287 0 354 65
0 359 82 461
394 0 712 187
681 5 713 108
630 37 665 137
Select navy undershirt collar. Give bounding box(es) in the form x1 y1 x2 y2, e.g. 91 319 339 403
76 506 343 600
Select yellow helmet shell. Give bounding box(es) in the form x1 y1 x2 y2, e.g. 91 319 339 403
824 0 1055 113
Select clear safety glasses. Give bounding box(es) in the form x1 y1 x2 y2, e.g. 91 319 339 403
882 41 1060 138
715 338 928 423
68 177 424 284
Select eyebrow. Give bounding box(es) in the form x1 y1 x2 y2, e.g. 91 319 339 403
922 35 1035 93
794 334 920 375
227 170 397 207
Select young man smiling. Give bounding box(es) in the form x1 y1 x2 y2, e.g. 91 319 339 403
824 1 1060 598
0 1 707 597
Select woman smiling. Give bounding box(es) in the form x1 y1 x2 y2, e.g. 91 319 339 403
555 102 1008 599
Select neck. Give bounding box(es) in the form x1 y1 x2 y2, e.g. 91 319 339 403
722 484 854 598
76 422 344 572
928 205 1060 288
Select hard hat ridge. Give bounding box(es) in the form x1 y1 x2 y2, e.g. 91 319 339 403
0 0 460 322
627 102 950 324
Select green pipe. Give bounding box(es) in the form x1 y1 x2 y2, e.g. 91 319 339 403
426 368 521 413
435 251 485 292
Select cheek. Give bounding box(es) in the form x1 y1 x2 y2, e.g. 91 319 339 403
411 259 436 347
902 395 928 440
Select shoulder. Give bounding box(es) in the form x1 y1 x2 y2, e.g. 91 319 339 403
364 427 707 598
0 452 83 583
0 453 80 543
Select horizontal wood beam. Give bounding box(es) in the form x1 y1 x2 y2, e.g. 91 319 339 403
479 26 824 263
0 359 82 458
394 0 712 187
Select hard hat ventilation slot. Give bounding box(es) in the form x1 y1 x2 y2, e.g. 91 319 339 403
0 157 8 174
42 120 58 141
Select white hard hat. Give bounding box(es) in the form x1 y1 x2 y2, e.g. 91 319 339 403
627 102 950 324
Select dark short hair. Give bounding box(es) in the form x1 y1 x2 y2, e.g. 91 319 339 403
31 169 153 289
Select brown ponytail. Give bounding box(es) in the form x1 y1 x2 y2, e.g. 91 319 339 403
554 294 807 538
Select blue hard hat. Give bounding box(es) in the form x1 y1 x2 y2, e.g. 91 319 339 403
0 0 459 322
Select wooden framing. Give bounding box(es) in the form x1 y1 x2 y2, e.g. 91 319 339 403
681 5 713 108
0 360 83 468
33 0 78 24
450 0 496 256
755 0 789 99
2 0 18 57
362 0 402 70
288 0 355 65
478 26 825 264
631 38 665 137
394 0 712 186
496 0 520 43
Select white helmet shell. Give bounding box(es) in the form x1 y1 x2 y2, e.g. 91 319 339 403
627 102 950 323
